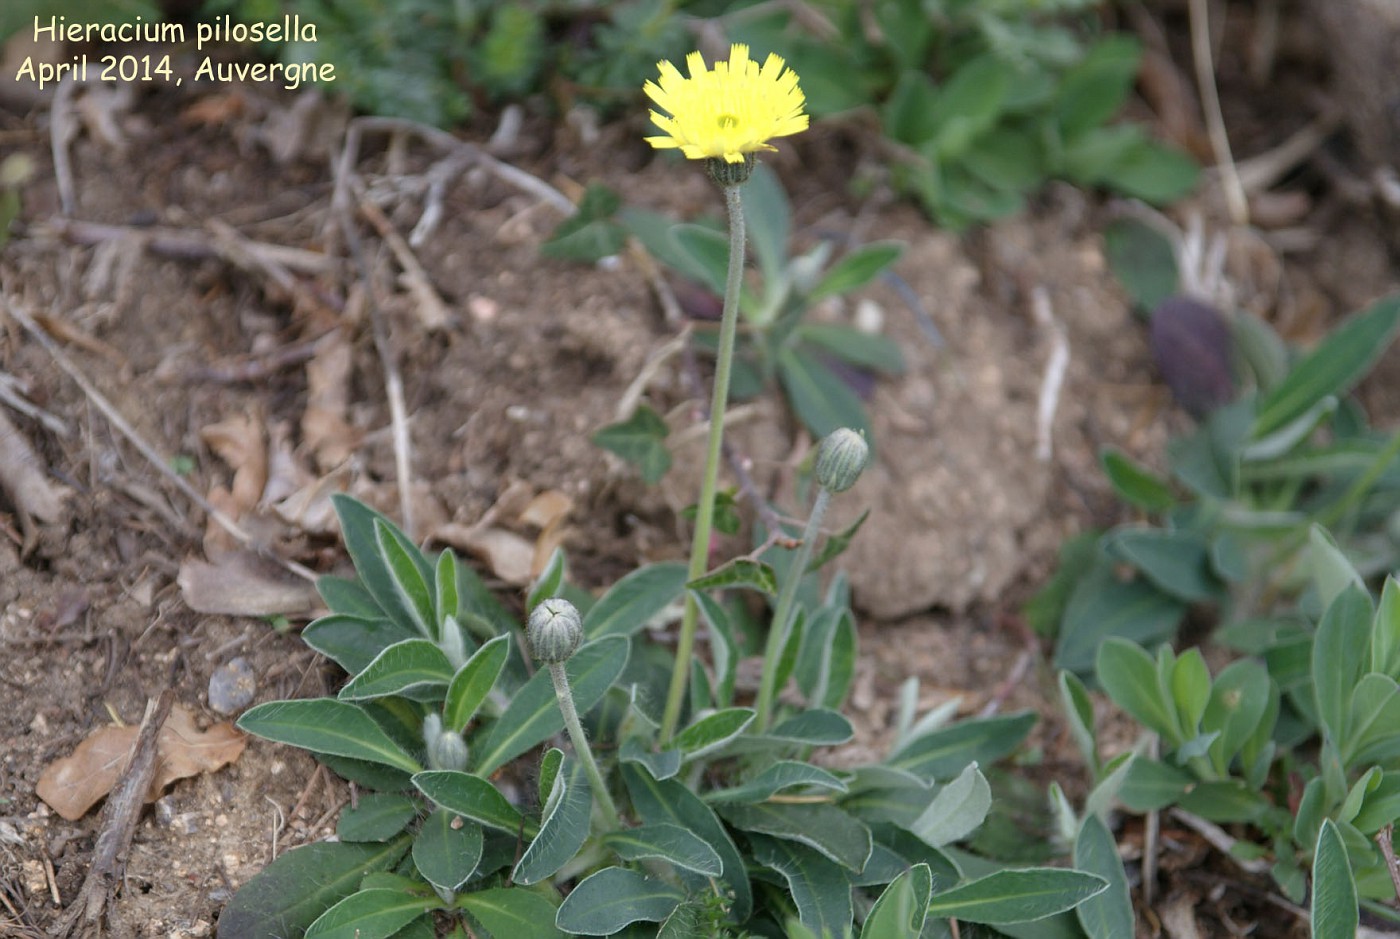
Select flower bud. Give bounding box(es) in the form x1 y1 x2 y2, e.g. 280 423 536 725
815 428 869 493
422 712 469 770
528 598 584 664
427 730 470 771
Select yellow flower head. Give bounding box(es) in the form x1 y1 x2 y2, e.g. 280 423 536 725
644 43 808 164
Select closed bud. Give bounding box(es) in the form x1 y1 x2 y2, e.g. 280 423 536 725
427 730 470 771
528 598 584 664
815 428 869 493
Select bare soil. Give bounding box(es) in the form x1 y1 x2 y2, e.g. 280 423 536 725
1 8 1398 937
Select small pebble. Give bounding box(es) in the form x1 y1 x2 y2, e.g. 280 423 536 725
208 657 256 714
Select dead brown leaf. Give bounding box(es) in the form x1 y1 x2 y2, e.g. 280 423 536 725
434 523 535 586
180 91 247 128
1159 892 1205 939
178 550 321 616
263 419 313 506
36 705 247 822
302 329 360 471
0 408 71 527
273 464 351 535
200 411 268 514
521 489 573 576
519 489 573 530
74 83 137 151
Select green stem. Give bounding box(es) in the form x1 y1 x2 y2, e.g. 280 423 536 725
548 661 622 830
755 487 832 731
660 183 747 743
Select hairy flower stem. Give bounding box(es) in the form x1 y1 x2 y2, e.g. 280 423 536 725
548 661 622 829
755 487 831 731
660 183 747 743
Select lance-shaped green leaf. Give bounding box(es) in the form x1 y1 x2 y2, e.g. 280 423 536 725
374 518 437 639
1372 576 1400 680
686 558 777 595
443 634 510 733
1073 815 1134 939
887 712 1036 780
330 495 433 635
704 760 847 804
623 763 752 921
336 793 417 843
527 547 567 613
1102 217 1178 312
413 809 483 893
302 614 417 678
668 708 754 761
805 509 870 574
554 867 685 935
237 699 422 773
1096 639 1179 743
583 563 688 638
1311 819 1358 939
619 737 682 781
909 762 991 848
338 639 454 701
719 801 872 872
714 708 855 756
317 574 382 619
778 346 872 442
456 888 565 939
434 549 459 634
861 863 932 939
808 241 905 302
1202 659 1273 773
1054 558 1185 675
693 591 738 708
1345 674 1400 766
513 758 592 885
473 636 630 775
304 887 438 939
797 324 905 375
925 868 1108 925
748 834 855 937
1099 448 1176 511
1309 525 1367 613
216 838 409 939
770 709 854 745
1314 586 1373 747
1254 293 1400 438
412 770 528 836
1106 528 1216 603
602 823 723 877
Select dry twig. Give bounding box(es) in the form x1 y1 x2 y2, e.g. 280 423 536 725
37 217 336 275
56 690 173 938
1169 807 1272 874
1030 287 1068 463
1188 0 1249 225
1378 824 1400 903
356 197 451 331
50 77 79 216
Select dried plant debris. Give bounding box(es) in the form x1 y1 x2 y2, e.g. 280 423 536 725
0 407 71 536
177 550 321 616
433 486 574 586
36 704 247 822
